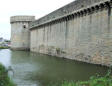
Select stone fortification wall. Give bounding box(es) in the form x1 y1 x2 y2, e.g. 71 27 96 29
10 16 35 50
30 0 112 66
29 0 109 29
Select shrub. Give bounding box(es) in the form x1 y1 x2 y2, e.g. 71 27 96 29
0 46 9 49
56 48 61 54
0 64 15 86
48 69 112 86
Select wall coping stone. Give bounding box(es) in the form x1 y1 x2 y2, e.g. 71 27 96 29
10 16 35 24
29 0 110 30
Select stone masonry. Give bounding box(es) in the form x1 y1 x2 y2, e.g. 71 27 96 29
11 0 112 66
10 16 35 50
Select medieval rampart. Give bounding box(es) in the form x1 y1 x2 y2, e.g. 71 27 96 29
29 0 112 66
10 0 112 66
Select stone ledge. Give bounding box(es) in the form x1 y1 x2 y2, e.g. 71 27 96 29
10 16 35 24
29 0 110 29
10 47 30 51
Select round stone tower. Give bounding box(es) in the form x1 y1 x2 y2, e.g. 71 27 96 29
10 16 35 50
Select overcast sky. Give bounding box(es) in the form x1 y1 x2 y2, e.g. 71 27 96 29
0 0 74 40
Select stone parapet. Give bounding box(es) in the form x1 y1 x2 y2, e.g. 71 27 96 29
29 0 110 29
10 16 35 23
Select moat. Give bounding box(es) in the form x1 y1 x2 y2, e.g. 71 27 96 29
0 49 109 86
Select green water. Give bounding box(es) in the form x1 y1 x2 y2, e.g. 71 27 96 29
0 49 108 86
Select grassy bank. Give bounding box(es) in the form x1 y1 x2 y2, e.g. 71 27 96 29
0 64 14 86
0 46 9 49
61 75 112 86
49 70 112 86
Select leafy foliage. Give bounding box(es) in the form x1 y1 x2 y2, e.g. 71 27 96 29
49 69 112 86
0 46 9 49
0 64 15 86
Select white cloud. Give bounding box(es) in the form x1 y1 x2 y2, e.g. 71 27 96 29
0 0 74 39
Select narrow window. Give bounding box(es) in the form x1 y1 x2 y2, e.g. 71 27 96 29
23 24 26 28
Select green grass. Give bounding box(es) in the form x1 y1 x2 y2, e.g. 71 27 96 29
0 46 9 49
49 70 112 86
0 64 15 86
61 76 112 86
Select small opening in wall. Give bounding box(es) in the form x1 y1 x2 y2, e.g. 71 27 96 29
81 5 84 7
23 24 26 28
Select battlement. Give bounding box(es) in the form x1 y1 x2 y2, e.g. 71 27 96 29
10 16 35 24
29 0 110 29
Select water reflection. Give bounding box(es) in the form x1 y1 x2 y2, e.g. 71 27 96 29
0 49 109 86
0 49 11 68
